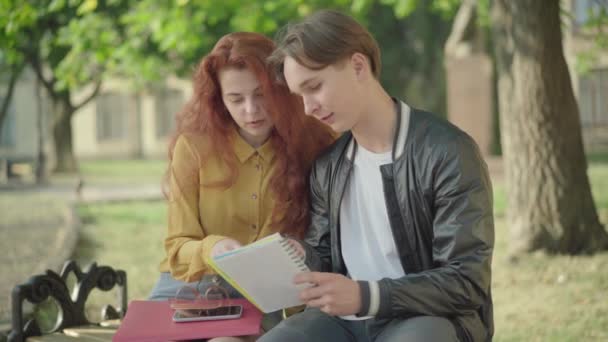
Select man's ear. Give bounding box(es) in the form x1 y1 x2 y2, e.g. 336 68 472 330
350 52 370 80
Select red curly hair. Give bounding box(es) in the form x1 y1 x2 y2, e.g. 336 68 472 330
166 32 335 239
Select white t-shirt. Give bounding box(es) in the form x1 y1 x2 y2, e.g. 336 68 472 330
340 144 406 284
339 101 410 320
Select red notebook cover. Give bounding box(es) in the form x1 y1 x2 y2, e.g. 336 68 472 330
113 299 262 342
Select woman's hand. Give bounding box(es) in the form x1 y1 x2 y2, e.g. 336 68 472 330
210 238 242 257
286 238 306 258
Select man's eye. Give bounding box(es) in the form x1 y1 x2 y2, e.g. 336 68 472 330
310 83 321 91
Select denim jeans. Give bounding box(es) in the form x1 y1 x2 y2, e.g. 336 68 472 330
258 307 459 342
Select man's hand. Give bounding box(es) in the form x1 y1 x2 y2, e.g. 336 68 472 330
294 272 361 316
210 238 242 257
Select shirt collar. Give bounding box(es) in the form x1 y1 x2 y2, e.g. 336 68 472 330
232 127 275 163
345 100 410 161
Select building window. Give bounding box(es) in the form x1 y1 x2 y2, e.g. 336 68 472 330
579 68 608 150
155 89 183 138
96 92 129 141
0 97 15 147
573 0 607 27
579 68 608 125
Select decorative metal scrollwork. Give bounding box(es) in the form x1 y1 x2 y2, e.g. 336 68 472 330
8 260 127 342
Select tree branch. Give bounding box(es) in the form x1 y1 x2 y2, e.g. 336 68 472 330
26 51 56 96
73 79 103 111
444 0 478 58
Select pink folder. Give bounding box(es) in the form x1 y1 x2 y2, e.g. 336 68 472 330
113 298 262 342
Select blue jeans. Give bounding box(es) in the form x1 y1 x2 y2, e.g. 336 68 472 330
258 308 459 342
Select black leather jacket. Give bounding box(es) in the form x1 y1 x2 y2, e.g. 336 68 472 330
301 102 494 342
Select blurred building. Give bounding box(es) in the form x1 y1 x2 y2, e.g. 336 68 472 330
71 77 189 159
444 0 608 155
564 0 608 153
0 70 189 177
1 69 39 162
1 0 606 175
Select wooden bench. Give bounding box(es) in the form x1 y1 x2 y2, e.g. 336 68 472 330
8 261 126 342
0 155 36 184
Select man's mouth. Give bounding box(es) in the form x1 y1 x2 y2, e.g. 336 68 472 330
320 113 334 123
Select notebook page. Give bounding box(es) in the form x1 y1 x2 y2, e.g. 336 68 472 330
212 235 310 313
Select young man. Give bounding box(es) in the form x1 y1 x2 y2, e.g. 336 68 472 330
262 10 494 342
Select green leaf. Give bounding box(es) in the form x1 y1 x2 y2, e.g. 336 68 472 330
351 0 373 14
77 0 98 15
393 0 417 18
49 0 67 13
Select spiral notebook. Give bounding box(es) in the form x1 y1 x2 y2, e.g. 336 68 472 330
207 233 310 313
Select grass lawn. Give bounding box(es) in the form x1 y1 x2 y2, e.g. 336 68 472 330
0 193 69 331
492 221 608 341
490 162 608 341
71 201 166 322
52 159 168 185
0 193 66 227
70 162 608 340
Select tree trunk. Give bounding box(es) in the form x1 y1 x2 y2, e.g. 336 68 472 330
51 92 77 173
35 77 48 184
492 0 608 254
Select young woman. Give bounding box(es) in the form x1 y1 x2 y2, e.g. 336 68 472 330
148 32 334 341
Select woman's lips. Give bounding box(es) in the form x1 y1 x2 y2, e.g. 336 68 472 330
248 119 265 127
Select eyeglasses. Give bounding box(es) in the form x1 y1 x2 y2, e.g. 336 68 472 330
169 276 231 311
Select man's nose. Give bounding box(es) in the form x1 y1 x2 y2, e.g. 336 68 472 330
303 97 318 116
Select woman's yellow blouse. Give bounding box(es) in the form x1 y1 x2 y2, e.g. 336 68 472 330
158 129 280 282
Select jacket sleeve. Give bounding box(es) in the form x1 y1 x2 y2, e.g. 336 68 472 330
300 160 333 272
376 134 494 318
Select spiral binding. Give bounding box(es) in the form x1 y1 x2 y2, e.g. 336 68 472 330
279 238 308 271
